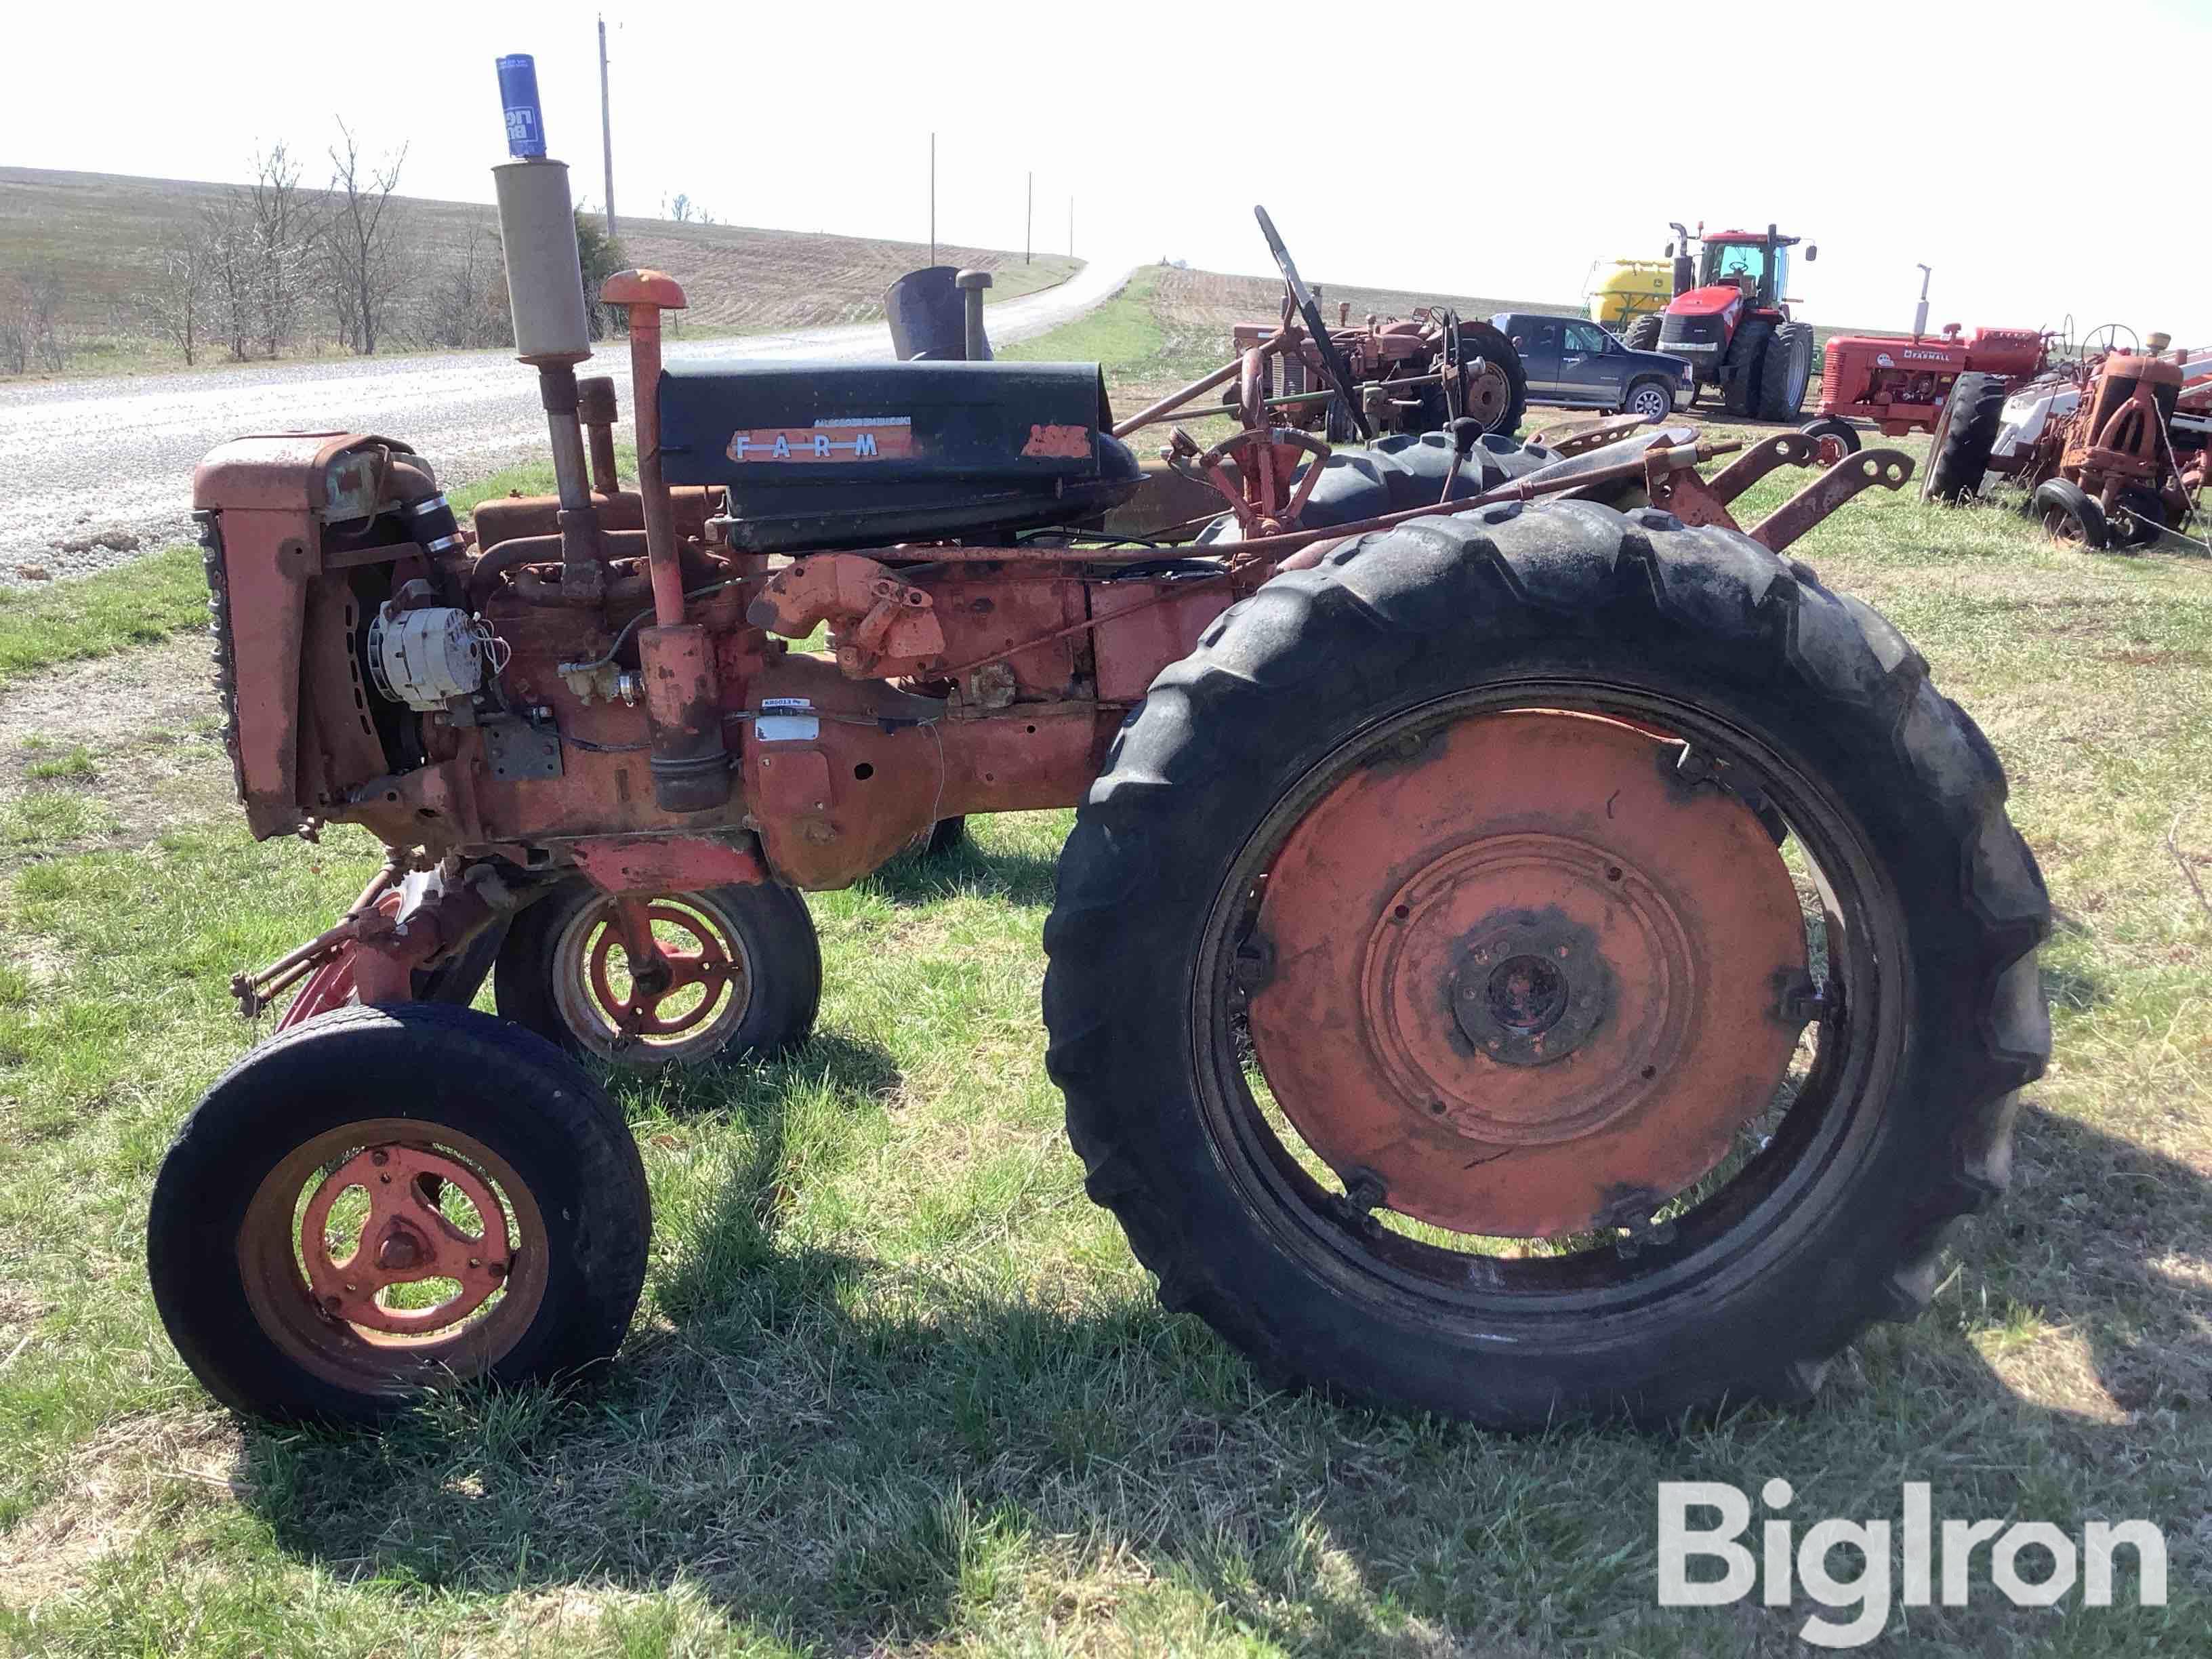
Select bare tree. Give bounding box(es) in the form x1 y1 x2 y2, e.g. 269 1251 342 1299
0 266 67 374
422 226 511 350
140 232 212 365
243 143 317 358
322 120 409 355
665 192 705 224
199 197 256 360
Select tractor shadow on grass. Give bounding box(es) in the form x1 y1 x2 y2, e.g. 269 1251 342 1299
231 1099 2209 1653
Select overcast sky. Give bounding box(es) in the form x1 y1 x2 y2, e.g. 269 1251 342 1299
7 0 2207 338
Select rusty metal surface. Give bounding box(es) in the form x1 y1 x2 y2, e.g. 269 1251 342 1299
1244 710 1807 1238
299 1143 513 1335
572 834 768 893
1748 449 1914 553
1704 430 1822 504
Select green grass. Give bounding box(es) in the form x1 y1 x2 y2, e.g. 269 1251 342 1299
0 547 207 690
0 342 2207 1651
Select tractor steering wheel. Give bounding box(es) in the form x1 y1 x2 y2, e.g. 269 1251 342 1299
2080 323 2139 361
1254 205 1374 443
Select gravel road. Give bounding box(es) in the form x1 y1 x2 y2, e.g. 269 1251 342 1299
0 258 1134 586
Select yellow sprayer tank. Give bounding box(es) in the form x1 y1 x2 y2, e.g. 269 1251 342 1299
1585 258 1673 330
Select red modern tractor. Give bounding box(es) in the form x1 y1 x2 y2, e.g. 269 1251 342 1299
143 84 2049 1433
1622 222 1818 422
1801 323 2051 456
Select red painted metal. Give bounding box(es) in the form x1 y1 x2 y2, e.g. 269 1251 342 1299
1816 324 2053 438
1244 710 1808 1238
298 1143 512 1334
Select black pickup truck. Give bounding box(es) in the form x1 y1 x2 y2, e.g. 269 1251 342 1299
1490 312 1693 421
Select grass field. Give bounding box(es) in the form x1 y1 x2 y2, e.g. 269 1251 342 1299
0 272 2207 1656
0 167 1079 377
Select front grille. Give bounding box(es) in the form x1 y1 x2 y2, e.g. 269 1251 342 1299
195 509 247 806
1661 313 1725 351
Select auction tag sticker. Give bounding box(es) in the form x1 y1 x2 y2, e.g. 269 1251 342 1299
727 415 913 463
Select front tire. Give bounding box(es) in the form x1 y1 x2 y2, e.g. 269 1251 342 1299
1721 319 1774 417
1622 377 1674 422
1044 502 2049 1427
1758 323 1816 420
1622 313 1664 353
496 880 821 1067
2033 477 2108 548
148 1003 650 1424
1801 414 1862 456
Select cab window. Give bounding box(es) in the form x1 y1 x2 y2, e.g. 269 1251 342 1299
1563 323 1610 355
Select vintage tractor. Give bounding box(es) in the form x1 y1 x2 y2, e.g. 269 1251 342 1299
1623 222 1818 422
1801 323 2051 455
1215 211 1528 444
1923 325 2211 548
146 88 2049 1432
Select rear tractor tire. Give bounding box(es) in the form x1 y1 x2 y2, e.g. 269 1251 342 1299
148 1002 651 1423
1044 501 2050 1428
1921 372 2008 504
1622 313 1664 353
496 878 821 1067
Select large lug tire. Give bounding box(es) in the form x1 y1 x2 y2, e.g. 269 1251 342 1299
1800 414 1862 456
1758 323 1816 421
1922 372 2008 503
495 879 821 1067
2032 478 2108 549
1044 501 2051 1427
1721 319 1774 417
148 1002 650 1424
1622 313 1665 353
1622 377 1675 422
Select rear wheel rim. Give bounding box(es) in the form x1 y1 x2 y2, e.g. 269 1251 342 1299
1193 684 1904 1321
1464 362 1513 432
238 1118 549 1395
552 893 754 1063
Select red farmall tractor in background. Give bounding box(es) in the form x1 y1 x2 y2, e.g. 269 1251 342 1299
147 94 2050 1432
1622 222 1819 421
1801 323 2051 456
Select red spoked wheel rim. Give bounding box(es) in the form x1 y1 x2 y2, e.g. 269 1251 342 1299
552 893 753 1063
237 1118 548 1395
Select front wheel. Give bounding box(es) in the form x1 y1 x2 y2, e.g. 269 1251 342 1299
495 880 821 1067
1622 378 1675 422
1622 313 1664 353
1801 414 1862 457
148 1003 650 1423
1045 503 2049 1427
2033 478 2108 549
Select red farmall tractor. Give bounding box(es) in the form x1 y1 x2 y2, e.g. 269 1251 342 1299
1623 222 1818 422
147 113 2051 1431
1801 323 2051 456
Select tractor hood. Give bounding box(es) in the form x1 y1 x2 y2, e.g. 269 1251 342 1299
1670 285 1745 320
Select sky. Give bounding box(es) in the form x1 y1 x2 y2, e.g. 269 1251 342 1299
7 0 2209 338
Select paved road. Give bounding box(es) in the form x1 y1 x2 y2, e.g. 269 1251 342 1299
0 258 1136 584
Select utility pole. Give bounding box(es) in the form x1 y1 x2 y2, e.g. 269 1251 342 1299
929 133 937 266
1068 197 1074 258
598 16 617 233
1025 171 1032 264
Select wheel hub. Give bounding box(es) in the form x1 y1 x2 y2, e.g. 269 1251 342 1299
298 1143 511 1337
1244 709 1808 1237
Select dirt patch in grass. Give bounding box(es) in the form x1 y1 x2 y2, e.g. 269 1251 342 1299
0 1408 240 1612
0 635 232 870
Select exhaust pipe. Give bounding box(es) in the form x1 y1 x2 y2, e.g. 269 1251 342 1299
491 54 607 600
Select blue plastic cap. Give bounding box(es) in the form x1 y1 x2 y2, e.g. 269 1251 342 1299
496 54 547 158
